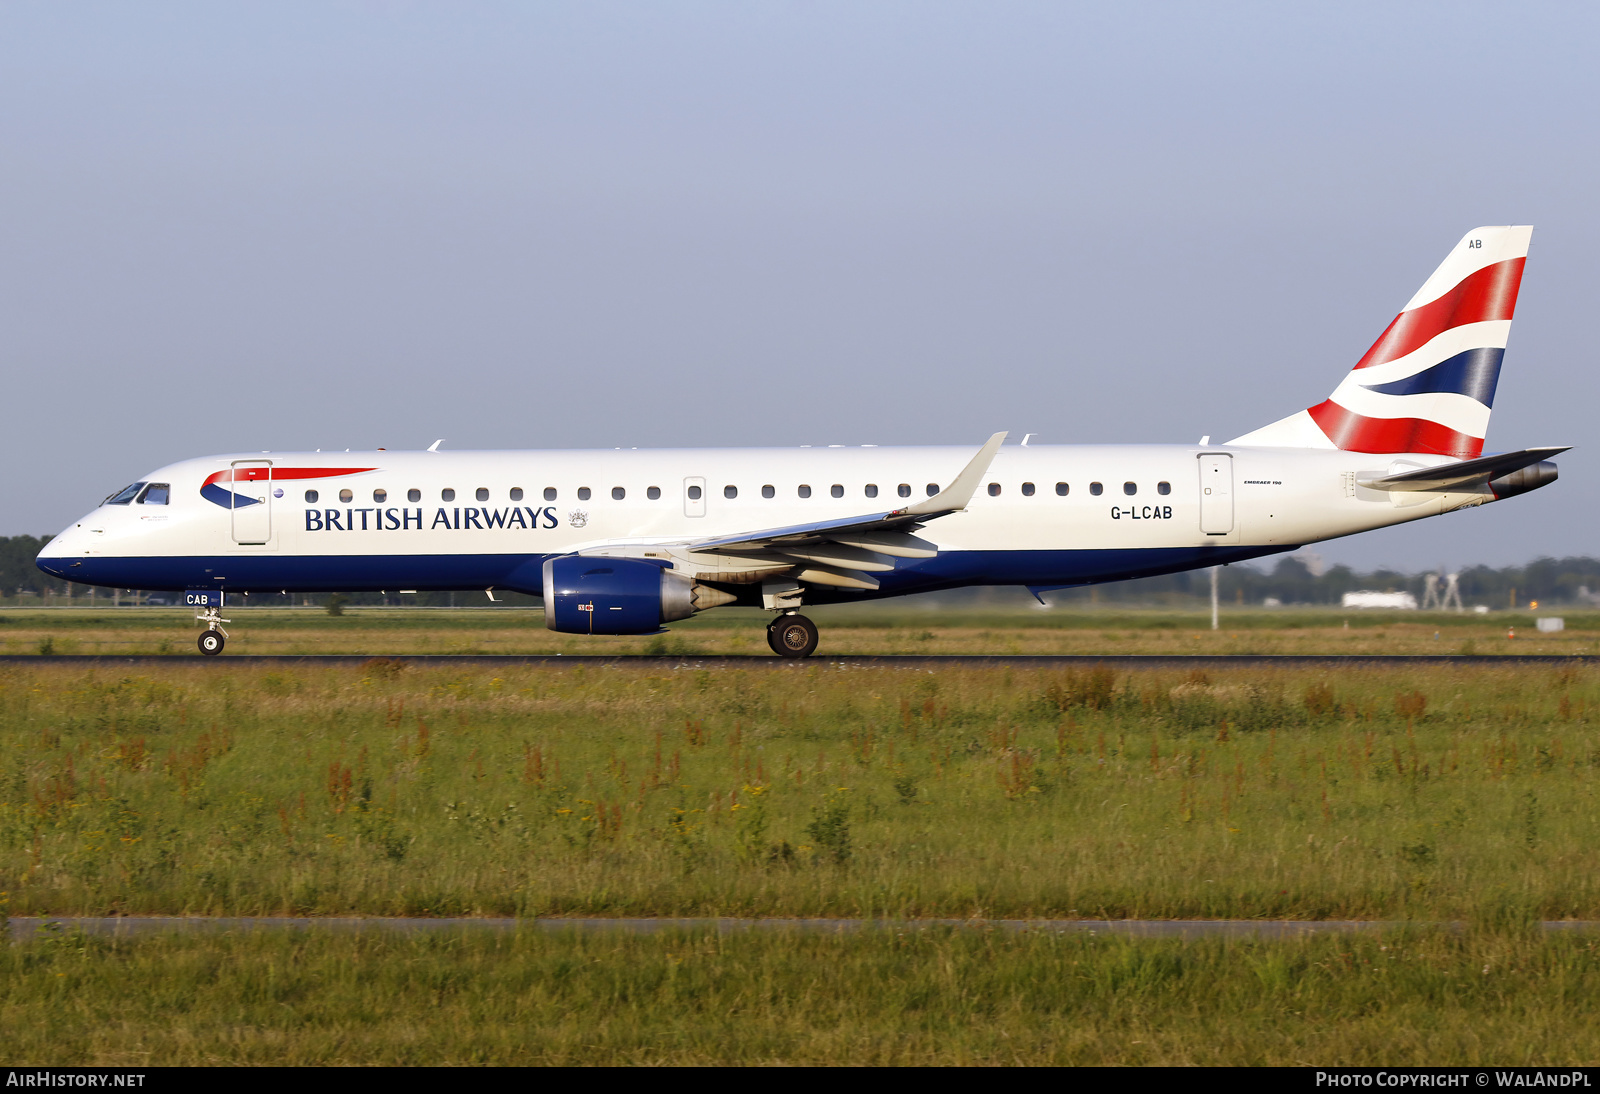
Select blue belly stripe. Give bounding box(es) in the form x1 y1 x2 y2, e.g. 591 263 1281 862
41 545 1297 600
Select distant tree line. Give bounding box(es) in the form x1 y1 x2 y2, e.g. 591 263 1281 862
0 535 59 597
1046 554 1600 609
4 532 1599 609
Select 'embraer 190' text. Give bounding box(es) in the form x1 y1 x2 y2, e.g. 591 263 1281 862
304 507 559 531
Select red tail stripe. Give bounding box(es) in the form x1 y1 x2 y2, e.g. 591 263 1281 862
1353 258 1525 371
1307 401 1483 459
202 467 378 487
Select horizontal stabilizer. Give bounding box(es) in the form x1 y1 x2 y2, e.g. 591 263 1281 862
1357 446 1569 491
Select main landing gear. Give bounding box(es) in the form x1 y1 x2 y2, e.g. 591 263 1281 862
196 607 230 657
766 613 818 659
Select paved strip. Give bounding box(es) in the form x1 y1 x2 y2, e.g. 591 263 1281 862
7 917 1598 940
2 654 1596 668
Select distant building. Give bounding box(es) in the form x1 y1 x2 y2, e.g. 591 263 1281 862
1341 591 1418 610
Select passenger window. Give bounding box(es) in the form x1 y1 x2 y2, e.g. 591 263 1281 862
926 483 939 497
1089 482 1103 496
138 483 170 505
476 487 489 502
1021 482 1035 497
898 484 911 498
687 485 702 500
408 489 421 503
1056 482 1069 496
104 482 145 506
648 486 661 500
613 487 626 500
1158 481 1171 495
544 487 557 501
987 483 1001 497
305 489 320 503
865 484 878 498
830 484 843 498
798 485 812 498
1124 482 1137 496
761 485 775 498
442 488 456 502
510 487 524 502
340 489 354 503
724 485 737 499
578 487 592 501
373 489 387 503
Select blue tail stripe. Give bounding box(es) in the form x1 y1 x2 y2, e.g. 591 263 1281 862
1359 346 1504 407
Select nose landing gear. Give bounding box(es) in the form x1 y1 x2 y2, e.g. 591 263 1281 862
196 607 230 656
766 613 818 659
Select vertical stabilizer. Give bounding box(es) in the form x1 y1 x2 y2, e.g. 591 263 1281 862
1229 226 1532 458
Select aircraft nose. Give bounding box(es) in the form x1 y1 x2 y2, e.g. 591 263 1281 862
36 526 89 577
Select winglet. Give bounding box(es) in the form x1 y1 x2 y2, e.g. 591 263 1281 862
903 431 1008 516
427 439 445 452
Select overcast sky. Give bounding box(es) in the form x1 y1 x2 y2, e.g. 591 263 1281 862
3 2 1595 569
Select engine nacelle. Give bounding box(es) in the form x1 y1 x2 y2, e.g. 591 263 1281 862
542 556 709 635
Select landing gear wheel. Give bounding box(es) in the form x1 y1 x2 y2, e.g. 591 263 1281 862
769 614 818 659
198 631 225 656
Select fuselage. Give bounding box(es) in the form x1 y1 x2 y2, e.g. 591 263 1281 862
36 442 1495 602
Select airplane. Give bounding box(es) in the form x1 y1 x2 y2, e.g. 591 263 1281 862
36 225 1566 658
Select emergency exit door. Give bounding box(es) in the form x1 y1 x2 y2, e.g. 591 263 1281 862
683 476 706 517
231 460 273 544
1198 453 1233 535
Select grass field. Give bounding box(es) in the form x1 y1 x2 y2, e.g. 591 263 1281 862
5 925 1599 1065
2 603 1598 657
5 640 1599 1063
3 657 1598 920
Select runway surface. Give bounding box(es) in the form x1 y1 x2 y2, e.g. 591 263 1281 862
11 916 1598 940
3 653 1596 668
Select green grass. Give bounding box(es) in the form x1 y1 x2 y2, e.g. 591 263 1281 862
2 605 1598 657
5 925 1600 1064
7 657 1600 1064
3 660 1600 920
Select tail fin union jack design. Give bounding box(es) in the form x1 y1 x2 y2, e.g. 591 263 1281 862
1230 226 1532 459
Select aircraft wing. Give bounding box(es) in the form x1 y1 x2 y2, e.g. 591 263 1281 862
579 431 1007 591
1357 446 1570 491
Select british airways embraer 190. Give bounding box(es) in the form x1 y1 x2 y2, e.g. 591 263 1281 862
37 226 1567 657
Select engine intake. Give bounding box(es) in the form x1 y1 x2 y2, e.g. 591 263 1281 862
542 556 733 635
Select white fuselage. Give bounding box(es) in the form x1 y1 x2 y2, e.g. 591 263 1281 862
36 443 1490 603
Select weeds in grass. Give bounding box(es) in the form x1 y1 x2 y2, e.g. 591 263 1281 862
804 791 852 864
2 661 1600 918
6 926 1600 1064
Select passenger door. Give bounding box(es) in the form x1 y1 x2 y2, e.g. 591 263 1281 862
230 460 273 544
1198 453 1233 535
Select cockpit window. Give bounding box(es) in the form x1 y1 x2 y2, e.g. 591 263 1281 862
137 483 170 505
103 482 146 506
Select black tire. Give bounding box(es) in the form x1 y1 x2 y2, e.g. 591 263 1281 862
198 631 225 656
769 614 818 659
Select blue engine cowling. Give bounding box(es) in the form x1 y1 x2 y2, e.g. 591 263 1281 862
542 556 698 635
